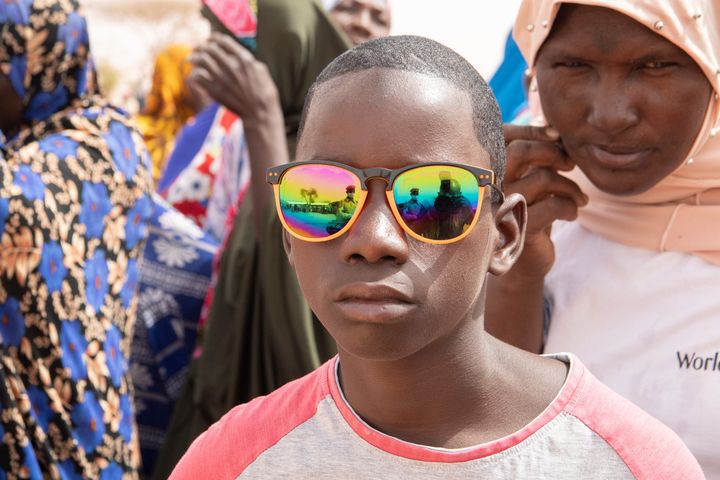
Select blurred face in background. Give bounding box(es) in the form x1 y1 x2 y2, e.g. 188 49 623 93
330 0 391 45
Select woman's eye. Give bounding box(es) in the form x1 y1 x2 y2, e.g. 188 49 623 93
643 61 674 69
555 61 587 69
334 3 359 13
639 61 679 76
372 12 388 27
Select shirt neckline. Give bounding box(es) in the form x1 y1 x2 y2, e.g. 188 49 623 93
326 352 585 463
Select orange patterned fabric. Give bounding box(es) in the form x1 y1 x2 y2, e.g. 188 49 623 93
136 45 195 183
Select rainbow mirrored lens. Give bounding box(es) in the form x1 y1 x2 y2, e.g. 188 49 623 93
278 164 362 239
393 165 480 241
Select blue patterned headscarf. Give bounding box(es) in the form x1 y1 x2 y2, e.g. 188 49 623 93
0 0 97 125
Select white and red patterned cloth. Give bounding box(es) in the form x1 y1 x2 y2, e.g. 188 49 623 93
162 106 247 231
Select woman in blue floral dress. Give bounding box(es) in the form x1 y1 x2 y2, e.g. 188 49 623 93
0 0 152 478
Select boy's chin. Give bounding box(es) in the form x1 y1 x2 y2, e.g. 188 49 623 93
340 344 428 363
335 327 436 364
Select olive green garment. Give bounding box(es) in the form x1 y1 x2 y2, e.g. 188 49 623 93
152 2 350 478
256 0 352 155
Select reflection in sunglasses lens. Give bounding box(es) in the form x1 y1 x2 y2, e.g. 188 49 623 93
393 166 480 241
279 164 362 239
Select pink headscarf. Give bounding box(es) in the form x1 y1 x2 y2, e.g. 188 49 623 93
203 0 257 39
514 0 720 265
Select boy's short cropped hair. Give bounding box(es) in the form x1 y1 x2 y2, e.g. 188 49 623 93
298 35 507 188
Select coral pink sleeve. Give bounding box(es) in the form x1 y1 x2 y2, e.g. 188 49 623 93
567 367 705 480
169 362 331 480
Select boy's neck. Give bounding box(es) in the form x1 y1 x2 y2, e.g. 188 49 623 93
337 326 568 449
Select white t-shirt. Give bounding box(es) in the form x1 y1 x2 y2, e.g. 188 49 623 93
545 221 720 478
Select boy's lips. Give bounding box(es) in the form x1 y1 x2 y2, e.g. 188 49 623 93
334 284 416 324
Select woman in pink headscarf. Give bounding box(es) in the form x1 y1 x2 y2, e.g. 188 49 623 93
486 1 720 476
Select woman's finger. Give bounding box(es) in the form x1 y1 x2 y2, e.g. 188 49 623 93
190 68 219 95
190 50 224 81
526 196 579 234
505 167 588 206
504 124 560 144
199 42 248 94
505 140 574 180
212 32 256 64
190 49 239 99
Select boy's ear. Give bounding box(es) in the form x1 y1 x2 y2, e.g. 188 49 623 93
488 193 527 276
282 229 295 267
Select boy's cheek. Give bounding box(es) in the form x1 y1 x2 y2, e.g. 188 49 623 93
283 231 295 267
289 243 336 304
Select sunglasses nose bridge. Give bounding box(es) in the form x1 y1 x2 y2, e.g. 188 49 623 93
360 167 393 190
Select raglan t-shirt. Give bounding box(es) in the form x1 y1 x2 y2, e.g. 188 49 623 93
545 221 719 478
170 353 702 479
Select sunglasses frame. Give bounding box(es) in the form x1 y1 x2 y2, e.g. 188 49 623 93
266 160 502 245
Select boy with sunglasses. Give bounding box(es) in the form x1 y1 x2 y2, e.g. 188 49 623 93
171 36 701 479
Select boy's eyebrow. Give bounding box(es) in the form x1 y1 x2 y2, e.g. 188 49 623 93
302 155 356 168
302 155 486 169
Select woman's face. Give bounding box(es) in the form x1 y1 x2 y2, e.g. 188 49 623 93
535 5 713 196
330 0 390 46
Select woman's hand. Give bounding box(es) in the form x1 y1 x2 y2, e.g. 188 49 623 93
190 33 283 131
503 124 587 276
190 33 289 235
485 124 587 353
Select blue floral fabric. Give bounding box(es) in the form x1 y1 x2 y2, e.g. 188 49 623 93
0 1 152 478
130 195 218 477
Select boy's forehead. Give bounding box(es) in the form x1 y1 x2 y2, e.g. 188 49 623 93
311 68 466 119
299 69 490 169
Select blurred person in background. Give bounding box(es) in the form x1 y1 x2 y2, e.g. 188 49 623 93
129 2 257 476
487 0 720 475
156 97 243 230
130 192 220 478
156 0 255 233
0 0 152 477
136 45 209 184
151 1 350 477
178 0 396 346
323 0 391 46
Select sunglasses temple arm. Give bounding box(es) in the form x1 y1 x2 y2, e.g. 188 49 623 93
488 184 505 203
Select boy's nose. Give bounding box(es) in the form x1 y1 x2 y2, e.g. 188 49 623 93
340 180 409 265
